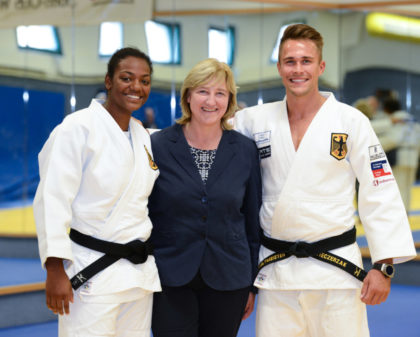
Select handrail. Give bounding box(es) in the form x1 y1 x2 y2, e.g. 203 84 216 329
0 282 45 296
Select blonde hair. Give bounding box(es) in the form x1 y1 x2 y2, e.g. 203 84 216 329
177 58 237 130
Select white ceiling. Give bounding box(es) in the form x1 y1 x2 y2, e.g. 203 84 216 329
153 0 420 17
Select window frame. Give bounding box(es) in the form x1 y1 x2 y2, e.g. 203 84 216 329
145 20 181 65
16 25 62 55
270 20 306 63
208 25 235 66
98 21 124 58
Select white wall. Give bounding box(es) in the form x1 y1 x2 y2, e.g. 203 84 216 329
0 10 419 88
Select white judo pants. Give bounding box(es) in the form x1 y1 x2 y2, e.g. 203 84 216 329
256 288 369 337
58 289 153 337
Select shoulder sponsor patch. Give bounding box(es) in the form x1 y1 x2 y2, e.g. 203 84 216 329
330 133 348 160
369 144 386 161
371 160 392 178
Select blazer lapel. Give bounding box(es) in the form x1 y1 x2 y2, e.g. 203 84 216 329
167 124 204 187
206 130 237 188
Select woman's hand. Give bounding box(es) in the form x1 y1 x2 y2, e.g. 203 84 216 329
242 292 256 320
45 257 74 315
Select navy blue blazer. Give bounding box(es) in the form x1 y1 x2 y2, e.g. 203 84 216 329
149 123 262 291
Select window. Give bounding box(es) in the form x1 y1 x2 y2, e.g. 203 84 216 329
270 21 305 63
99 22 123 57
208 26 235 65
145 20 181 64
16 25 61 54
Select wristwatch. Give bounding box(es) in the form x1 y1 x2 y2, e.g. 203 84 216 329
372 263 395 278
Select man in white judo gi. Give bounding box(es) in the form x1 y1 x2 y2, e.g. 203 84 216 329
234 24 416 337
33 47 161 337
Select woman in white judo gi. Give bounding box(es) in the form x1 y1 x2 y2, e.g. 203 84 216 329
33 47 161 337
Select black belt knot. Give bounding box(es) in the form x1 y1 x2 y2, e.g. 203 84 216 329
124 239 153 264
288 241 311 258
69 229 153 290
258 227 368 282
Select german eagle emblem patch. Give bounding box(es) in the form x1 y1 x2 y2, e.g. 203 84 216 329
330 133 348 160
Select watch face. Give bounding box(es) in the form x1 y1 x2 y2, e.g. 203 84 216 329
385 265 394 276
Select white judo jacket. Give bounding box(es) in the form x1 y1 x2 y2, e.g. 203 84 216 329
235 92 416 290
34 99 161 300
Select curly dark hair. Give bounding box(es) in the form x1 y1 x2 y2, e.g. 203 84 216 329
106 47 153 80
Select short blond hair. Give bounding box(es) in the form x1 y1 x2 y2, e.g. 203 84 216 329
177 58 237 130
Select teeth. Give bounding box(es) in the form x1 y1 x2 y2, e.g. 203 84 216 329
202 108 217 112
127 95 140 99
291 79 306 83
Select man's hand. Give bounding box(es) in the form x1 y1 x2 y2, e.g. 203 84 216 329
360 268 391 305
45 257 74 315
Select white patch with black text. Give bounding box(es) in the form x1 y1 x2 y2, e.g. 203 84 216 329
369 144 386 161
254 131 271 159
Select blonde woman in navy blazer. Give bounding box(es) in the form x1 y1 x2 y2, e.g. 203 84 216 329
149 58 262 337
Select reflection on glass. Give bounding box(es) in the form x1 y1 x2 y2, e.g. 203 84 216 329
99 22 123 57
145 20 180 64
70 94 76 111
270 21 305 63
22 90 29 104
16 25 61 54
208 26 234 65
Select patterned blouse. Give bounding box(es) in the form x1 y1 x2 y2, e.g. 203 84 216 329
189 146 217 184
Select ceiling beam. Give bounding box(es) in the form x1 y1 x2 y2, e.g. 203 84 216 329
154 7 307 17
236 0 420 9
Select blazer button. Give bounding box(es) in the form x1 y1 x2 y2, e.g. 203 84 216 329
201 215 207 222
201 196 208 204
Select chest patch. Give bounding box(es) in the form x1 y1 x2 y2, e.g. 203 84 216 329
253 131 271 159
330 133 348 160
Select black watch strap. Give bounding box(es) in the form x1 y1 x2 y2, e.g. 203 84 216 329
372 263 395 278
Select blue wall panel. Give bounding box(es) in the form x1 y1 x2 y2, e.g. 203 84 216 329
0 86 65 206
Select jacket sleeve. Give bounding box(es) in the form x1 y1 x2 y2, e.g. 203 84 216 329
242 140 262 283
33 121 86 267
348 112 416 264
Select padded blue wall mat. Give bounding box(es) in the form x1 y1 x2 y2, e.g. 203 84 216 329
0 85 65 205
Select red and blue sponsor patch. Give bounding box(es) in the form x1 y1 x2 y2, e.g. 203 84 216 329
371 160 392 178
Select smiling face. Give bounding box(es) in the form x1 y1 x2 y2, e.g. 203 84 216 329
187 76 229 128
104 56 151 116
277 39 325 99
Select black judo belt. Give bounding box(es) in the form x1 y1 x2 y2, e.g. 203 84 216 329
259 227 367 282
69 229 154 290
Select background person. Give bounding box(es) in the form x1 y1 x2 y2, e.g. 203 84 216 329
142 106 158 128
148 58 262 337
235 24 416 337
33 47 161 337
382 97 420 212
